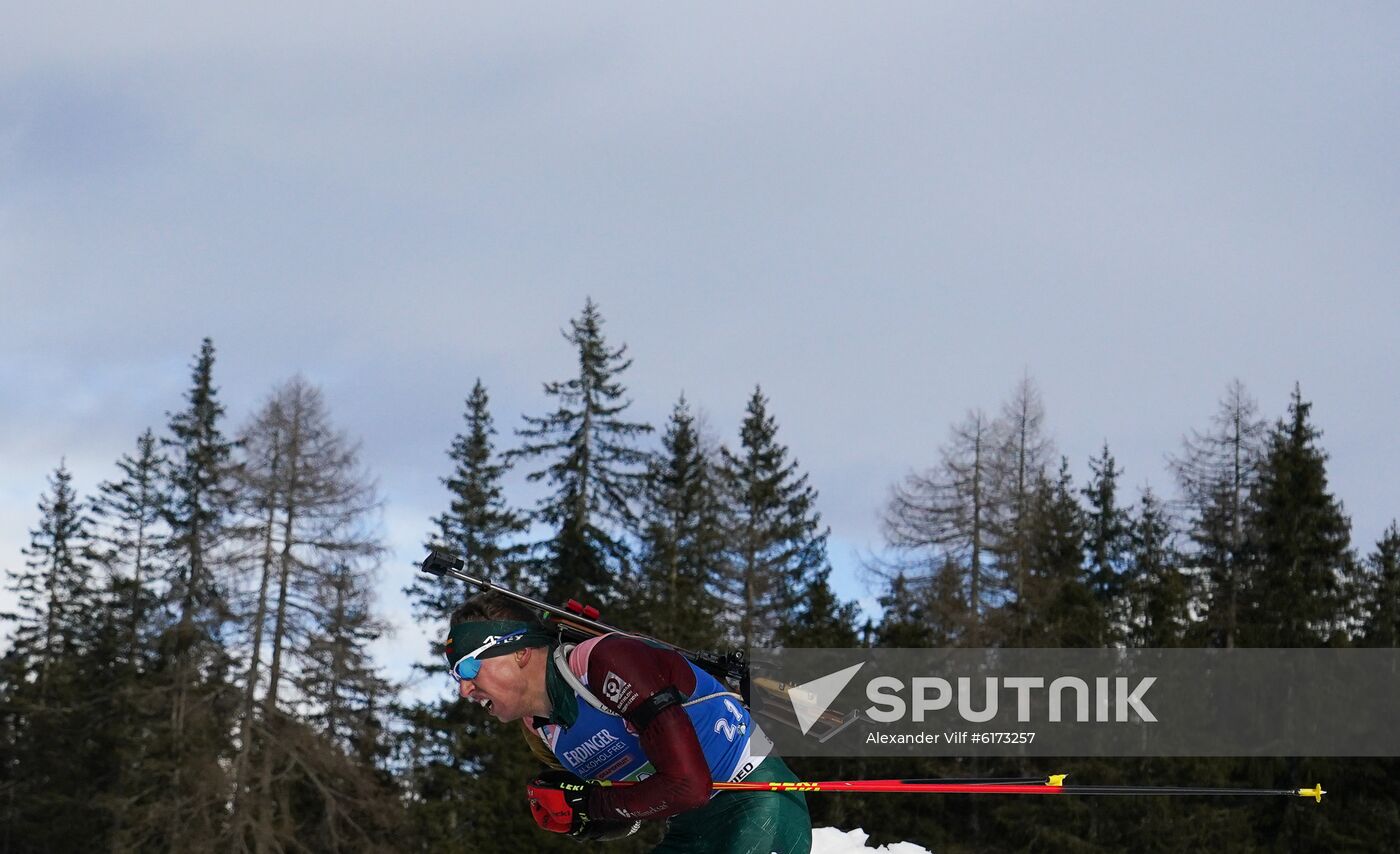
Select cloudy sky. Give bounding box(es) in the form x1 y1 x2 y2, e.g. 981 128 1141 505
3 4 1397 689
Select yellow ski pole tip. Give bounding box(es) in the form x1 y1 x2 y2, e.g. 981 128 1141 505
1047 774 1068 788
1297 784 1325 803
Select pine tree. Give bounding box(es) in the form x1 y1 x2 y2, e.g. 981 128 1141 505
1082 442 1131 641
1170 380 1267 648
413 379 530 621
631 395 727 650
1240 386 1353 647
1124 488 1190 647
511 299 653 605
717 387 829 649
880 409 998 643
1361 523 1400 647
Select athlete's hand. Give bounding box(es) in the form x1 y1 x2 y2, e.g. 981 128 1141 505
527 770 640 840
527 770 593 834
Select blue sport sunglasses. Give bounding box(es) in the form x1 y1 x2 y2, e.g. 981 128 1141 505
446 628 528 682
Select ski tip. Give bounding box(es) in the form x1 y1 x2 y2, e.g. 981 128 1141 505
1296 784 1325 804
1047 774 1067 788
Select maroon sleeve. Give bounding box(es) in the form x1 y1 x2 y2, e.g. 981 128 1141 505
582 635 713 822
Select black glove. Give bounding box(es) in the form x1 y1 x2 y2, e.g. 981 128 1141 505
526 770 641 841
578 818 644 842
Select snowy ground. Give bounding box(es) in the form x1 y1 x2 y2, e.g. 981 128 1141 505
810 827 932 853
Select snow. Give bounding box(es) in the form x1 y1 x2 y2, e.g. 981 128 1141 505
809 826 933 854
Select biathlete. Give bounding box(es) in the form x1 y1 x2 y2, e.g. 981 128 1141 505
445 592 812 853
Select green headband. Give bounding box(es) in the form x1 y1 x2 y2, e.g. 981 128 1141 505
443 619 556 664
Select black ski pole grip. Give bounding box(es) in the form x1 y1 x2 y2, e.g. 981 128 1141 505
421 550 464 577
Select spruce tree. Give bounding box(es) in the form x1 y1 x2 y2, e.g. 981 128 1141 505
402 381 588 853
1124 488 1189 647
1019 458 1102 647
511 299 653 605
298 562 391 754
718 386 829 648
89 430 172 841
401 381 539 849
1240 386 1353 647
0 463 117 849
136 338 240 850
1361 523 1400 647
413 379 529 619
874 572 936 647
6 462 99 677
631 395 727 649
777 565 861 648
163 338 240 635
92 428 168 665
1082 442 1131 640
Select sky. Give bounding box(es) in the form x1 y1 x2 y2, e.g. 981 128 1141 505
3 3 1398 692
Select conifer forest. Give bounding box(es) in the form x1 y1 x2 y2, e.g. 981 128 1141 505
3 300 1397 853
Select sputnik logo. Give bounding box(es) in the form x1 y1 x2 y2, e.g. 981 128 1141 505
787 662 865 736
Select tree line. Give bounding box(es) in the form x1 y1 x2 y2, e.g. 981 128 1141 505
2 342 396 852
3 299 1397 851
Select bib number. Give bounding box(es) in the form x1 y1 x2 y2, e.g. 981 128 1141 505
713 698 748 742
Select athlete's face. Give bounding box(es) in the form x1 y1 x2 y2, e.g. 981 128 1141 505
457 647 546 722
